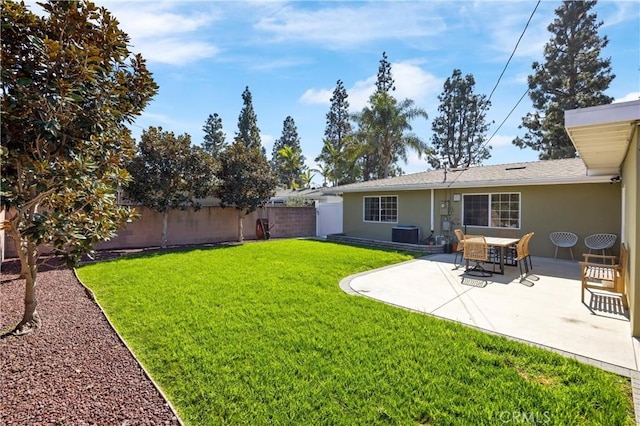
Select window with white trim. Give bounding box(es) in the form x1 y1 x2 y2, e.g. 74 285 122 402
363 196 398 223
462 193 520 228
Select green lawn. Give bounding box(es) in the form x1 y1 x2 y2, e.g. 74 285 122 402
76 239 633 425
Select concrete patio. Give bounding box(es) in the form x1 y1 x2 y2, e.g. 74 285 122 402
341 253 640 377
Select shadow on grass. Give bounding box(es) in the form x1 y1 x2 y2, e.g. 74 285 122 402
78 240 258 266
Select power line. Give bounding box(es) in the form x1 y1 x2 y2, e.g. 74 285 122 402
445 1 540 188
483 87 530 149
485 0 540 108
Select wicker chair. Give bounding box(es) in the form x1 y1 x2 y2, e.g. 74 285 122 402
453 228 465 267
515 232 535 281
549 231 578 260
584 233 617 257
463 235 494 277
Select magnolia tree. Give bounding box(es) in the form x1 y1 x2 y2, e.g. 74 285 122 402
1 0 158 335
215 140 277 242
126 127 217 248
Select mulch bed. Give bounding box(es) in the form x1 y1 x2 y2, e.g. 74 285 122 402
0 257 181 425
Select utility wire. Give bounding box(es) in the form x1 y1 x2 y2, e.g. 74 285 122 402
484 0 540 108
445 1 540 188
483 87 530 149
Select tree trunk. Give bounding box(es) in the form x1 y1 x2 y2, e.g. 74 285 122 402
161 210 168 248
9 229 41 335
237 211 244 242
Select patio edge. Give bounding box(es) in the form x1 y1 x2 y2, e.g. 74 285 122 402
339 264 637 380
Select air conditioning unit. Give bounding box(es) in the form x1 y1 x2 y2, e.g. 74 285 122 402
392 226 420 244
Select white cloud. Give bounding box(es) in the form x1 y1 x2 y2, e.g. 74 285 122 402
299 88 333 106
613 92 640 103
347 75 377 111
486 134 514 148
393 61 442 106
348 61 441 111
254 3 445 48
111 10 216 39
132 38 219 66
97 1 220 65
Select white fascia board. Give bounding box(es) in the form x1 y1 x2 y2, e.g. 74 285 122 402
565 100 640 128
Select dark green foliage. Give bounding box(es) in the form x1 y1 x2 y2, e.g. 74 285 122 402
354 92 428 180
202 113 227 157
353 52 428 180
315 80 359 186
429 69 492 169
126 127 217 248
127 126 217 213
0 0 157 332
272 116 306 189
215 140 277 241
236 86 262 152
513 0 614 159
375 51 395 94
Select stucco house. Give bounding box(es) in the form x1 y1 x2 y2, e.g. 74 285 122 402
327 100 639 336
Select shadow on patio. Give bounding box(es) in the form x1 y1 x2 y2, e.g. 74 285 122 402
342 253 639 376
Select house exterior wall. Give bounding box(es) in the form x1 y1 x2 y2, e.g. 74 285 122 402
343 183 621 259
623 130 639 336
343 190 432 242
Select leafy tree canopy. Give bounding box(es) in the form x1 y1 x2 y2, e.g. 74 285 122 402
375 51 395 94
428 69 491 169
202 113 227 157
272 116 306 188
513 0 614 159
236 86 262 151
355 91 428 180
1 0 158 334
215 140 277 241
127 126 217 213
315 80 360 186
127 126 216 248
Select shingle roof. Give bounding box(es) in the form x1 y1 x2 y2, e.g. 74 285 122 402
327 158 615 193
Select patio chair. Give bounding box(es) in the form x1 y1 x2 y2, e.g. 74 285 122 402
581 243 628 309
463 235 494 277
453 228 465 268
523 232 534 270
515 232 535 282
549 231 578 260
584 233 617 257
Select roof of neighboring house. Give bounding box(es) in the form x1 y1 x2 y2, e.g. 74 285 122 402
326 158 617 194
270 187 342 202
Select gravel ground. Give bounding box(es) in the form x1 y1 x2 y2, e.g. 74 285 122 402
0 257 181 425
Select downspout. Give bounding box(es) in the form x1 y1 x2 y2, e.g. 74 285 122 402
430 188 435 233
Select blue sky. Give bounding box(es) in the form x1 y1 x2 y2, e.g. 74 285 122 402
33 1 640 182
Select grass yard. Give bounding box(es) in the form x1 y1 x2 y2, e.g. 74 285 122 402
76 239 633 425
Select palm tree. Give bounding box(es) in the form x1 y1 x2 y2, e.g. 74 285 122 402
300 169 316 189
314 163 331 187
276 145 304 189
354 92 428 179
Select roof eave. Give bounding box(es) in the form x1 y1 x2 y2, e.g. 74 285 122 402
329 175 616 194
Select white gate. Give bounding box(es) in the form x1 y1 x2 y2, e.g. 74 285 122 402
316 202 343 237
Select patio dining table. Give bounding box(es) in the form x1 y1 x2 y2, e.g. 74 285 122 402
484 236 521 275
